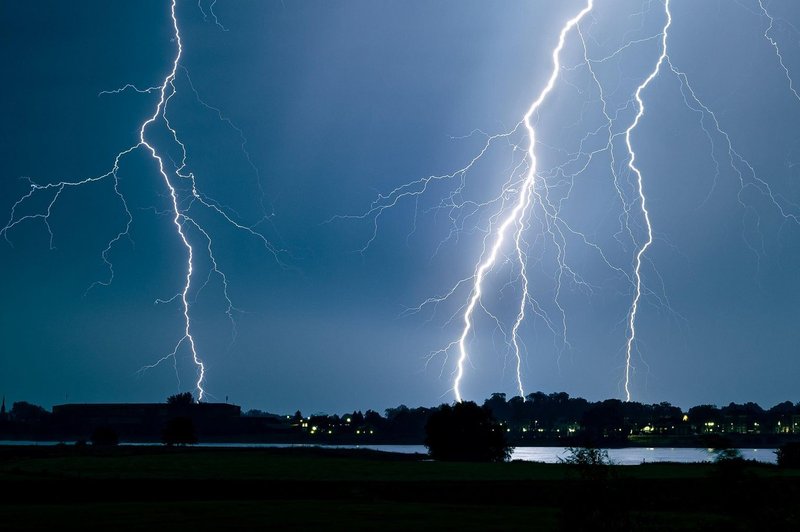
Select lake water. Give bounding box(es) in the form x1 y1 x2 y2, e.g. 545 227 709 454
0 441 778 464
511 446 777 465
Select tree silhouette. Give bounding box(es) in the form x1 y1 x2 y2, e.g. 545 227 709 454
424 401 512 462
166 392 195 406
776 442 800 468
10 401 50 423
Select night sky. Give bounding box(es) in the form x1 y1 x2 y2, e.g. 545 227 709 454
2 0 800 415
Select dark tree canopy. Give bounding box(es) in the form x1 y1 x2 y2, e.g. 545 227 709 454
777 442 800 468
3 392 799 447
10 401 50 423
166 392 195 406
424 401 512 462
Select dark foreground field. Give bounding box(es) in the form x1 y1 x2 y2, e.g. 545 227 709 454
1 446 799 531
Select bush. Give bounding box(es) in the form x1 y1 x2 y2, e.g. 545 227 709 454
560 446 611 466
424 401 512 462
776 442 800 468
713 447 743 463
559 446 613 481
558 447 629 530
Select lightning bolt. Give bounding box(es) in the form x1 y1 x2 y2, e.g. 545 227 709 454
2 0 281 401
335 0 688 403
621 0 800 400
453 1 597 402
654 0 800 280
6 0 797 407
758 0 800 102
621 0 672 403
198 0 229 32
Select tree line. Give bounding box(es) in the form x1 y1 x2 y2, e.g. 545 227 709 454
2 391 800 445
257 391 800 444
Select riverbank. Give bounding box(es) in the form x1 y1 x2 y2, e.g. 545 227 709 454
1 445 799 530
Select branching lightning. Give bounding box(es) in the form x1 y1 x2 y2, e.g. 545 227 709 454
622 0 672 402
2 0 281 401
759 0 800 102
619 0 800 400
452 0 597 402
6 0 800 406
333 0 722 403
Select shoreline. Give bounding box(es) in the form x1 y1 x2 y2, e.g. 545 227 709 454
1 435 795 449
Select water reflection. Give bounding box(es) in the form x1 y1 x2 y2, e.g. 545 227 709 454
511 446 777 464
0 441 778 464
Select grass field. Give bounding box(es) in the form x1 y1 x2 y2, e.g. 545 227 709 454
1 445 798 530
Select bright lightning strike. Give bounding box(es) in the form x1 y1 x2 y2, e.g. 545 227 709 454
620 0 800 400
622 0 672 403
8 1 796 407
335 0 686 403
1 0 281 401
453 0 597 403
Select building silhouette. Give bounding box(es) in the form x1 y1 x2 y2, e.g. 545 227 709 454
51 402 241 441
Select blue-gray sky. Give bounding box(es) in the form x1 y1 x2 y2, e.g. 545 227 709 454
2 0 800 414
